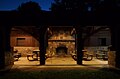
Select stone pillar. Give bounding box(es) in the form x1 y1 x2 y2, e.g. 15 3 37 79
75 26 84 65
108 51 116 67
109 26 120 68
0 28 5 69
75 32 77 53
0 26 13 69
115 27 120 68
39 26 47 65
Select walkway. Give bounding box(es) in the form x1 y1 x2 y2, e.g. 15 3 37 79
12 57 108 71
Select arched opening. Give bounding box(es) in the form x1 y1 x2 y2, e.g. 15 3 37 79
83 26 110 67
10 27 40 66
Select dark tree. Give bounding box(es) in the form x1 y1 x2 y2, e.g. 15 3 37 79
51 0 85 13
50 0 87 24
94 0 117 24
17 1 41 16
50 0 61 12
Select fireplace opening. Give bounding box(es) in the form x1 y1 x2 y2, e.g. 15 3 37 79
56 46 67 56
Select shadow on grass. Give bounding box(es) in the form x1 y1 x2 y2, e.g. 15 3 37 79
0 67 120 79
99 67 120 74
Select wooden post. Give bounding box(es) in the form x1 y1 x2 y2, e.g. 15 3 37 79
0 28 5 69
39 26 47 65
110 26 120 68
75 26 84 65
0 26 12 69
114 27 120 68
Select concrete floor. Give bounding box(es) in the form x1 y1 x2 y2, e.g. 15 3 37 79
13 56 108 71
14 57 108 65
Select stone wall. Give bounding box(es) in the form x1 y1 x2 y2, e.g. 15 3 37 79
84 46 108 56
14 47 39 57
5 51 14 67
108 51 116 67
48 41 75 55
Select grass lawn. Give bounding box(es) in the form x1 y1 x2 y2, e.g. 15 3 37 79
0 68 120 79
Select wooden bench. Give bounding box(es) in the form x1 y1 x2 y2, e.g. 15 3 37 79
27 54 38 61
14 53 21 61
83 54 93 61
71 53 93 61
96 53 108 60
27 53 50 61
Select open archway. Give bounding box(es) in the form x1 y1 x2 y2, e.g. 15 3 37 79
10 27 40 66
83 26 111 67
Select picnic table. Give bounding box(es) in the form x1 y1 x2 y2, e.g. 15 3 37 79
71 50 93 61
14 53 21 61
96 50 108 60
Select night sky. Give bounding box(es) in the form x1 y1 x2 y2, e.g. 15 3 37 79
0 0 54 11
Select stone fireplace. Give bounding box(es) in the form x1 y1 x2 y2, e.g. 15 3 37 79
47 27 75 56
47 41 75 56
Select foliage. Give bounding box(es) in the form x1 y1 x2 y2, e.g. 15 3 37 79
17 1 41 16
51 0 82 13
50 0 118 14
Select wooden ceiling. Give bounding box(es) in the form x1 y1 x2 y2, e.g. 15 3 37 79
11 26 110 41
